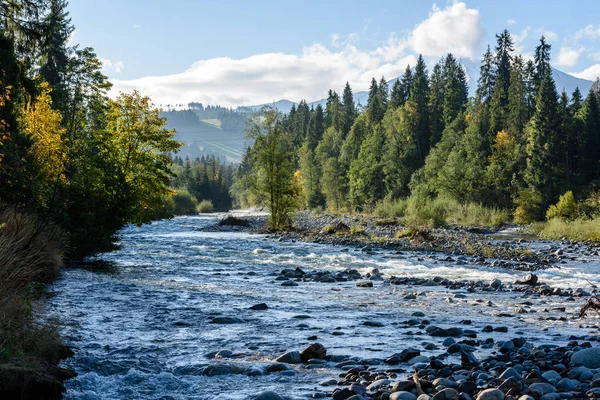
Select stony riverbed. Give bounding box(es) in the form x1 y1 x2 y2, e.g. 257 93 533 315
48 213 600 400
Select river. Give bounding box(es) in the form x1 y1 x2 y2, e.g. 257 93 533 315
48 214 600 399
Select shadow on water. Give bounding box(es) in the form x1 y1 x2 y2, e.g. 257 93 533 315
66 260 121 274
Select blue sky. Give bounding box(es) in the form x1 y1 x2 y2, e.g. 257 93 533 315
68 0 600 106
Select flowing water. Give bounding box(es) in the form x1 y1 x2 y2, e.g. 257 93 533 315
48 214 600 400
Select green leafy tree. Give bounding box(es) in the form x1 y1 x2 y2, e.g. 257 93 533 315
247 107 298 229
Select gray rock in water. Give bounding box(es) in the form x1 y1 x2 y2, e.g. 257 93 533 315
476 389 504 400
541 370 561 383
211 316 244 324
390 392 418 400
514 273 538 285
556 378 578 391
499 367 521 380
432 388 459 400
363 321 384 327
250 303 269 310
433 378 459 388
528 383 556 395
281 280 298 286
571 348 600 368
214 350 233 359
356 281 373 288
301 343 327 362
490 278 502 288
201 364 237 376
251 392 284 400
275 351 301 364
367 378 391 391
265 363 291 373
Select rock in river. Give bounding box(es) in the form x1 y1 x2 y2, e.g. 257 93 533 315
251 392 284 400
275 351 301 364
301 343 327 362
571 347 600 368
476 389 504 400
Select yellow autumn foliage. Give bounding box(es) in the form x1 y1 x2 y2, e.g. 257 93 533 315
493 130 511 150
20 83 68 183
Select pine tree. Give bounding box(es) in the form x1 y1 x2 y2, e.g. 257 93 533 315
39 0 74 113
366 78 384 124
489 30 514 136
409 54 430 162
389 80 403 110
342 82 356 136
476 46 495 105
428 62 445 146
534 36 551 90
578 89 600 184
524 69 564 208
442 53 468 127
306 104 324 151
378 76 389 112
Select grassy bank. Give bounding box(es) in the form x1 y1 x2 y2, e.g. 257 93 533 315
530 218 600 243
0 206 72 399
373 196 511 228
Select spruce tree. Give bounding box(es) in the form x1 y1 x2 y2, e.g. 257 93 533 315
534 36 551 90
389 80 403 110
428 62 445 146
306 104 324 151
40 0 73 113
366 78 384 124
578 89 600 184
341 82 356 136
524 69 564 208
409 55 430 162
476 46 495 105
442 53 468 127
398 65 413 105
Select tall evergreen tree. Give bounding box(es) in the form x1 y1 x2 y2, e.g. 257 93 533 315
378 76 389 112
389 80 403 110
442 53 468 126
366 78 384 124
524 69 564 207
428 62 445 146
306 104 324 151
39 0 73 113
409 54 430 162
475 46 495 105
578 88 600 184
341 81 356 136
533 36 551 90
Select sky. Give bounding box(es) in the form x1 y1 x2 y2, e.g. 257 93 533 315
68 0 600 107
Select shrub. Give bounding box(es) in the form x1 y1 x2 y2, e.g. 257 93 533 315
514 188 542 224
349 225 365 235
323 225 336 234
169 189 198 215
404 195 447 228
546 191 578 221
196 199 214 213
374 196 407 218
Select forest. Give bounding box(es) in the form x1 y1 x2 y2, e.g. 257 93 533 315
235 30 600 233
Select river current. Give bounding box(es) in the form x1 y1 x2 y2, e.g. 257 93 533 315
48 214 600 399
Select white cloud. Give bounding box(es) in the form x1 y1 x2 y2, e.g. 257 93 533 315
570 64 600 81
109 2 486 107
409 2 486 60
576 25 600 40
537 28 557 42
513 26 531 53
100 58 125 73
556 47 584 67
133 24 142 29
590 52 600 61
111 45 417 107
507 19 517 26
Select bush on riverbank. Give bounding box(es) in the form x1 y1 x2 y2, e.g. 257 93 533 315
197 199 215 213
532 218 600 242
374 195 510 228
167 190 198 215
0 207 66 388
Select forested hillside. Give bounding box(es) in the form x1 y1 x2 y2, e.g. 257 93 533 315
161 104 252 163
236 31 600 228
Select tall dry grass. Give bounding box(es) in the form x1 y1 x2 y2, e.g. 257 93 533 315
0 205 65 365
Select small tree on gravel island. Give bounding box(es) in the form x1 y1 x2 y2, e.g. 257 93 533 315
247 107 299 230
